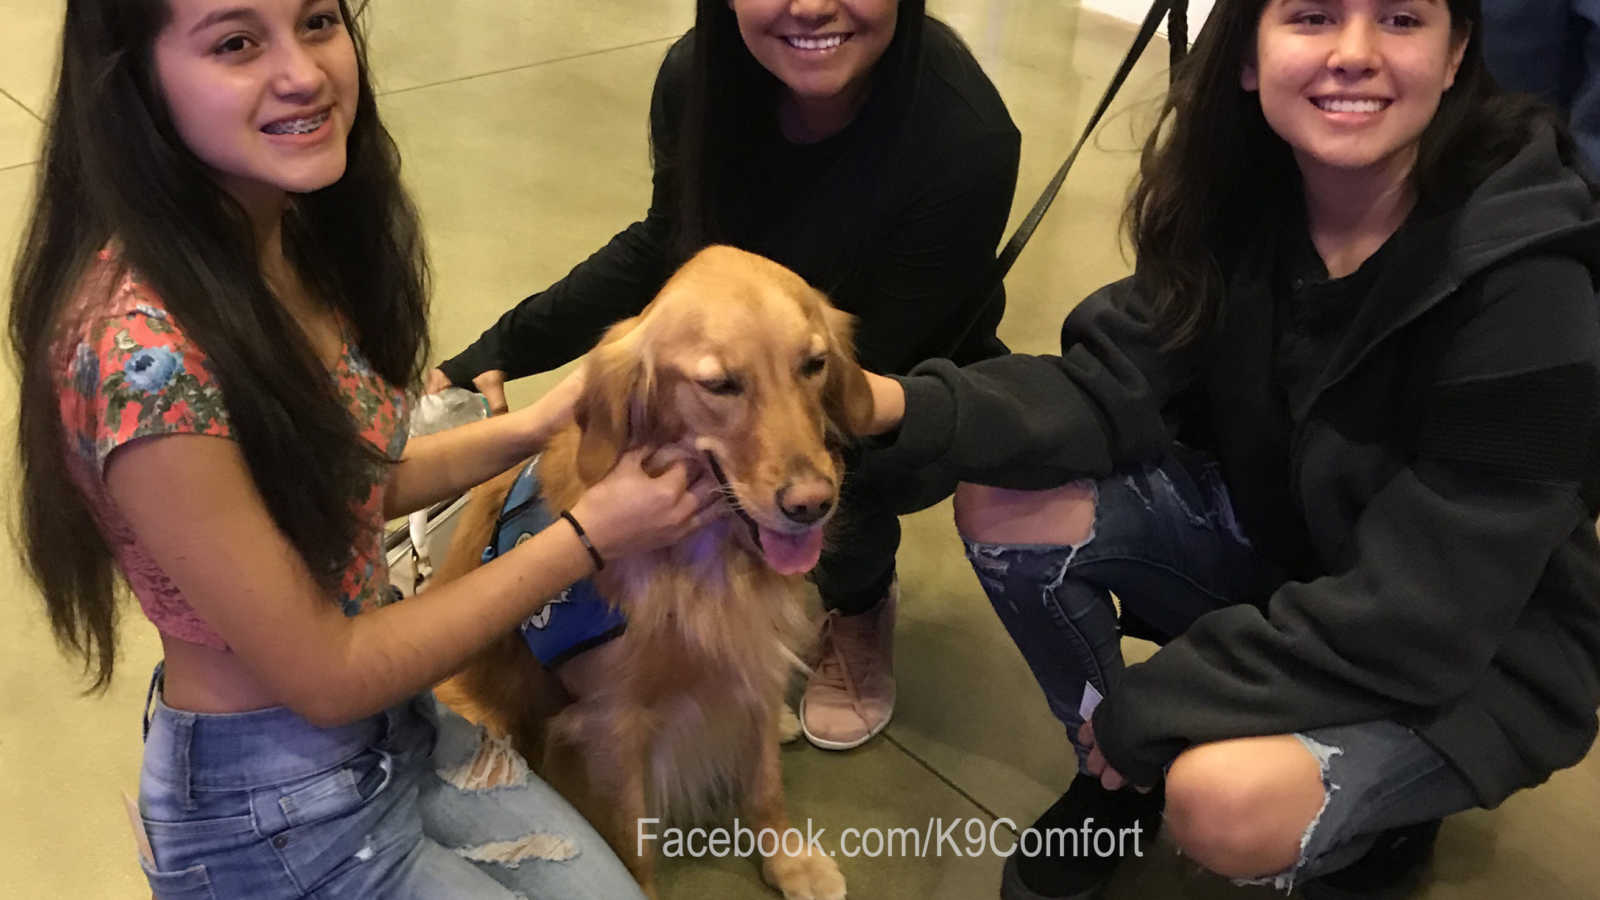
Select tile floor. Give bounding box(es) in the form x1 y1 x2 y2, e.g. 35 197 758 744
0 1 1595 898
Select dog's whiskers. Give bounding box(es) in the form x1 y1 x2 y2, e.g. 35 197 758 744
713 478 756 516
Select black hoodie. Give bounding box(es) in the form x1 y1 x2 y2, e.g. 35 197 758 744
873 126 1600 807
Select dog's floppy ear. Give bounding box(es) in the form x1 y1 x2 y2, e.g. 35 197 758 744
820 301 875 438
574 315 650 484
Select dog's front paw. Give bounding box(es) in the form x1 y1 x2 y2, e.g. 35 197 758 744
762 847 845 900
777 704 803 744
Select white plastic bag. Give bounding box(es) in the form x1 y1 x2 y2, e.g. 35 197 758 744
403 388 490 579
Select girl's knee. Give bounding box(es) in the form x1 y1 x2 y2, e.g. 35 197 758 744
1163 736 1324 879
953 481 1097 546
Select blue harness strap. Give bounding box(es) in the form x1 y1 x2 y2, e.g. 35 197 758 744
482 458 626 667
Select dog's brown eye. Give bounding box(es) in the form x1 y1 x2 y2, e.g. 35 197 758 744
699 377 744 397
801 356 827 377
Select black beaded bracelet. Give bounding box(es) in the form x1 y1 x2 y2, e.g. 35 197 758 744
559 510 606 572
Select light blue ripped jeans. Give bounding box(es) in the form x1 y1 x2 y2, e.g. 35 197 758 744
136 664 645 900
964 446 1477 888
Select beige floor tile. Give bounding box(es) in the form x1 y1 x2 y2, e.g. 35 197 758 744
362 0 692 96
0 162 33 284
0 567 162 900
1 165 30 432
0 0 62 116
1421 758 1600 898
378 38 670 409
0 94 42 170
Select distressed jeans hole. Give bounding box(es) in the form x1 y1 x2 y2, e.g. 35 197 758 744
437 728 532 791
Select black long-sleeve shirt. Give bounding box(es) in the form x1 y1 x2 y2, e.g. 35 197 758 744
440 19 1021 386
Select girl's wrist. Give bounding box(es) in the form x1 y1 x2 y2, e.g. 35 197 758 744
520 368 585 454
516 398 562 454
866 372 907 435
559 509 606 572
565 496 615 566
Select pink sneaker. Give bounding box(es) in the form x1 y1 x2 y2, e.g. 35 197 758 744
801 581 897 750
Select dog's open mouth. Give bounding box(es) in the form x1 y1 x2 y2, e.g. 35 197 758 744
704 452 827 576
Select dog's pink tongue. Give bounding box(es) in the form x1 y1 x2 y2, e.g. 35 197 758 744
759 526 825 575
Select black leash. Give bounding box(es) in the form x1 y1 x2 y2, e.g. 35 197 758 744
991 0 1187 284
946 0 1189 355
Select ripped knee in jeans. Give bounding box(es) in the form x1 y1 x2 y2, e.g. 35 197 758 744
1232 733 1344 894
954 480 1098 547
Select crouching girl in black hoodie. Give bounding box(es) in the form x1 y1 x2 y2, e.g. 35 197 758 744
858 1 1600 898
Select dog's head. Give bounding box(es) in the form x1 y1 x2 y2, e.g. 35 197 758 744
573 246 874 575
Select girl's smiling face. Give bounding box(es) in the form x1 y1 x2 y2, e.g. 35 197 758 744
730 0 899 139
154 0 359 210
1244 0 1468 181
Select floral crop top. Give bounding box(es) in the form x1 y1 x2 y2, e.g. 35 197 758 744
55 248 409 650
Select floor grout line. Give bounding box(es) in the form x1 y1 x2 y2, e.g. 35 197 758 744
376 35 679 99
0 86 43 124
881 731 1018 836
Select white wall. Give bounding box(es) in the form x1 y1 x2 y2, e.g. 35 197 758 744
1081 0 1215 38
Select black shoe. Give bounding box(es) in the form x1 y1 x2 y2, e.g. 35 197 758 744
1000 773 1165 900
1299 819 1442 900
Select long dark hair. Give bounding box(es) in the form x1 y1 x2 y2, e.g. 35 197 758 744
9 0 429 690
1127 0 1585 347
666 0 928 261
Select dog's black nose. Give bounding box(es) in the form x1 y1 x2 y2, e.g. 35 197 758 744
777 485 834 525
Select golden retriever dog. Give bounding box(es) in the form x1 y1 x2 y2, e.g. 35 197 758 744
433 246 872 899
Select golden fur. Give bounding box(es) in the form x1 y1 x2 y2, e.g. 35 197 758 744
433 246 873 898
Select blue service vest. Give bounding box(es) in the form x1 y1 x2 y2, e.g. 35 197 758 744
482 459 626 666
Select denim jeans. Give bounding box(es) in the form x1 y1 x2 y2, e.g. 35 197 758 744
964 447 1478 886
136 666 645 899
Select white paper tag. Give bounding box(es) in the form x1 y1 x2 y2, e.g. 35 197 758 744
1078 682 1105 722
122 791 155 869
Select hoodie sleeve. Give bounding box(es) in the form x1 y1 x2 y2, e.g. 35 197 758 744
1090 256 1600 785
870 276 1203 490
438 42 687 386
